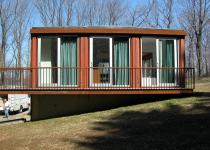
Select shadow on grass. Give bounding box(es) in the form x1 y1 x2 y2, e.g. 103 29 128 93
69 96 210 150
193 92 210 97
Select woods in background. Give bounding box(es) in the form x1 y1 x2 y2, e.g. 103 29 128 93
0 0 210 77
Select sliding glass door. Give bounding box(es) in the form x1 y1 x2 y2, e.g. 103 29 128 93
90 37 129 86
38 37 77 86
141 37 178 87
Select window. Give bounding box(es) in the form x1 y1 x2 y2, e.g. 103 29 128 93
90 37 129 86
38 37 77 86
141 37 178 86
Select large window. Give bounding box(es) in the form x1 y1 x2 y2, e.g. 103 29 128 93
141 37 178 86
38 37 77 86
90 37 129 86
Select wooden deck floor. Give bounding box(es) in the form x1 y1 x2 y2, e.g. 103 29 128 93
0 89 193 95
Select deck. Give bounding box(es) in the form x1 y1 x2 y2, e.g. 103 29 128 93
0 67 194 95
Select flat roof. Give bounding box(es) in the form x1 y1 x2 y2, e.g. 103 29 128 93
31 26 186 36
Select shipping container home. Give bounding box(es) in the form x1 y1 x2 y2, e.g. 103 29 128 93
0 27 195 120
0 27 194 94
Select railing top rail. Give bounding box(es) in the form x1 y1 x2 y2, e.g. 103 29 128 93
0 67 195 70
0 67 31 70
0 67 195 91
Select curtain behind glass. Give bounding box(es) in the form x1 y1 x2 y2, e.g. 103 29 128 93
60 37 77 85
161 40 174 83
113 38 129 85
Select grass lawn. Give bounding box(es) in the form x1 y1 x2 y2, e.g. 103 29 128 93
0 78 210 150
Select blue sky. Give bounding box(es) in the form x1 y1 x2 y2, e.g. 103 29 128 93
31 0 149 27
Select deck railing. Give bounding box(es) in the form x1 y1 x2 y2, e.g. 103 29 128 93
0 67 195 90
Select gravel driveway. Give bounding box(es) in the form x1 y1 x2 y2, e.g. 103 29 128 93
0 110 30 122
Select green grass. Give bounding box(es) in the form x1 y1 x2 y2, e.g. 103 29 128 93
195 76 210 83
0 78 210 150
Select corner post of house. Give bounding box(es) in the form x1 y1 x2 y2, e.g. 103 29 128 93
31 36 37 89
79 36 89 89
179 37 185 88
131 37 141 89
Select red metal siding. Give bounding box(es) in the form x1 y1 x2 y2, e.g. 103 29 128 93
26 34 191 94
131 37 141 88
31 36 37 89
79 37 89 88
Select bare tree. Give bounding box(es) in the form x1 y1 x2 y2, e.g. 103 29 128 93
0 0 14 67
64 0 75 26
75 0 87 26
57 0 64 26
159 0 174 28
95 0 107 25
0 0 15 84
179 0 210 77
126 0 153 27
146 0 162 28
179 4 196 69
202 25 210 76
193 0 210 77
34 0 56 26
105 0 126 25
75 0 107 26
34 0 75 26
82 0 97 26
12 0 31 68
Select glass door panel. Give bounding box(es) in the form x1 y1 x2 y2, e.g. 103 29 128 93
39 37 58 86
141 38 157 87
90 38 111 86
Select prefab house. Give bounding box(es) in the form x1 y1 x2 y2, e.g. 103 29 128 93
30 27 194 92
0 27 195 120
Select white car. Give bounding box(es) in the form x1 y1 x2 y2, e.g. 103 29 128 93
0 99 4 113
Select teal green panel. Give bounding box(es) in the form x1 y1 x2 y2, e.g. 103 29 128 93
113 38 129 85
60 38 77 85
161 40 175 83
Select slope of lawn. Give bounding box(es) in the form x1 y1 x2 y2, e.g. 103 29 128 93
0 78 210 150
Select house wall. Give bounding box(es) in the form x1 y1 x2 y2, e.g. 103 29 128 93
31 34 186 89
